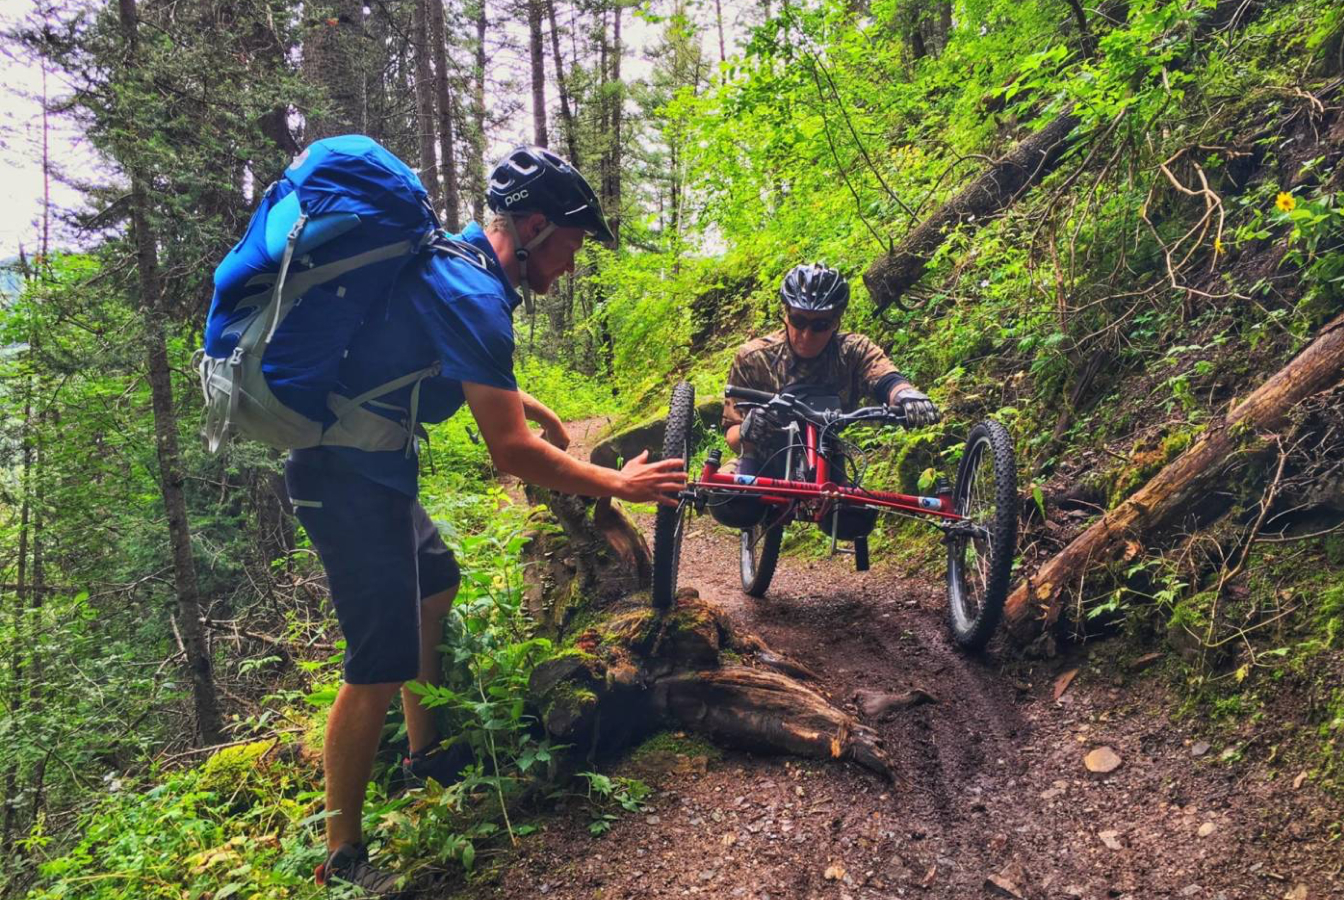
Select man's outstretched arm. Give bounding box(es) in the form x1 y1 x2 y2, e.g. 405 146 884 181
463 381 685 505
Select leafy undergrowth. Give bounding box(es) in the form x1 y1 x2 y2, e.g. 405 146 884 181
20 358 624 898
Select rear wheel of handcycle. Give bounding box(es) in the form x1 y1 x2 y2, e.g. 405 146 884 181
946 419 1018 651
652 382 696 610
740 521 783 597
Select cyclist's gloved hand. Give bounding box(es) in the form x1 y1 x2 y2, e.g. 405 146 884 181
740 406 783 445
893 387 940 427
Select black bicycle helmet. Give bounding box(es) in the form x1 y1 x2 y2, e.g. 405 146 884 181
488 146 615 245
780 262 849 313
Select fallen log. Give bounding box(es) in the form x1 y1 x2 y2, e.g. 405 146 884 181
1005 311 1344 640
863 108 1080 311
528 588 896 781
514 440 898 782
863 0 1265 313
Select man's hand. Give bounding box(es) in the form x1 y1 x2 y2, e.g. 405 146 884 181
617 450 686 507
891 386 941 427
739 407 782 446
540 420 570 450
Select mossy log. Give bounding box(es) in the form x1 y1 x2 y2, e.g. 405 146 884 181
1004 311 1344 640
528 589 895 781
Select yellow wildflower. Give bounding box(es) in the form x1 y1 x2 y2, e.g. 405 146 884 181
1275 192 1296 213
1214 237 1224 254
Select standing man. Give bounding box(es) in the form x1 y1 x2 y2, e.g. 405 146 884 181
297 146 685 896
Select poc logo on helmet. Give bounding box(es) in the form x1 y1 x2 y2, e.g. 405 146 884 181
504 189 529 206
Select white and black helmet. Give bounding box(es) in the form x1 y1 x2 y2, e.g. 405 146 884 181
780 262 849 313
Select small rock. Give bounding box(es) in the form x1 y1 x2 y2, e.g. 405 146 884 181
721 832 737 847
1098 830 1123 850
824 864 846 881
1197 822 1216 838
1190 741 1211 757
1053 667 1081 701
1293 771 1309 790
699 870 714 881
1283 886 1308 900
1085 746 1123 773
985 873 1025 899
1180 886 1202 897
539 885 550 895
795 785 805 797
1040 787 1064 801
646 815 661 825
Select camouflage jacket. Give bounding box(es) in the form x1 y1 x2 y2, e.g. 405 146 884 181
721 330 906 430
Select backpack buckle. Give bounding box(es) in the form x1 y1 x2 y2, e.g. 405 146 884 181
228 346 245 367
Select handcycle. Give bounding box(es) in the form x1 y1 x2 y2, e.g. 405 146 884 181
651 382 1018 650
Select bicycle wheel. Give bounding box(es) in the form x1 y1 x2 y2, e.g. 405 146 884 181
946 419 1018 650
652 381 695 609
740 521 783 597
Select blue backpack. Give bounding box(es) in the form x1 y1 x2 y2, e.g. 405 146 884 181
197 135 443 454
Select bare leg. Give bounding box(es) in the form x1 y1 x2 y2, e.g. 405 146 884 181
403 585 458 755
325 681 400 850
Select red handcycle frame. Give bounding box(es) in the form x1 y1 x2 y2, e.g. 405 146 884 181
689 412 963 530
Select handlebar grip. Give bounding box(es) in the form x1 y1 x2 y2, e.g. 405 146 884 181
724 385 778 403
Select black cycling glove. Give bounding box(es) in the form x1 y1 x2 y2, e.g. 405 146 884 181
739 406 783 445
893 387 941 427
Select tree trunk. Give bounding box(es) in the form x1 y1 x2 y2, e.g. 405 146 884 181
606 2 622 243
118 0 225 747
546 0 580 165
302 0 366 141
864 0 1257 312
0 380 34 863
528 0 549 148
713 0 726 63
863 107 1080 311
413 0 442 206
428 0 461 231
1005 312 1344 640
470 0 488 222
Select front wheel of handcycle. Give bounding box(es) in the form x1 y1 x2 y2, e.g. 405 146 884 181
652 381 696 610
740 521 783 597
946 419 1018 651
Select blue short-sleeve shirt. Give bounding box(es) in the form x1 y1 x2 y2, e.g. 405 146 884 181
314 222 522 495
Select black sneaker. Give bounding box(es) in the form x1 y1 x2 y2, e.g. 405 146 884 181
401 742 474 789
315 843 410 898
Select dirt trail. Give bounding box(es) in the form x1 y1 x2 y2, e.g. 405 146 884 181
459 418 1341 900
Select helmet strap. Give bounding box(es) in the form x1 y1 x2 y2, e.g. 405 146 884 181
502 215 557 315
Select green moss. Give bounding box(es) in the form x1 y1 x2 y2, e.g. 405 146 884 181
630 730 724 762
198 740 276 793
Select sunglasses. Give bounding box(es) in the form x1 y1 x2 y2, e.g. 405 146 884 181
786 311 839 333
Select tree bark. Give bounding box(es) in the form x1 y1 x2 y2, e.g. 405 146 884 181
428 0 461 231
118 0 225 747
713 0 726 63
863 107 1080 311
470 0 488 222
606 2 622 243
528 0 549 148
1005 312 1344 639
412 0 442 206
546 0 580 165
302 0 366 141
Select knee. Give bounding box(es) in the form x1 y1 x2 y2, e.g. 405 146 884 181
421 584 459 622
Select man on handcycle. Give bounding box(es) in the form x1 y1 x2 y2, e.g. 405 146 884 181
712 262 940 537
